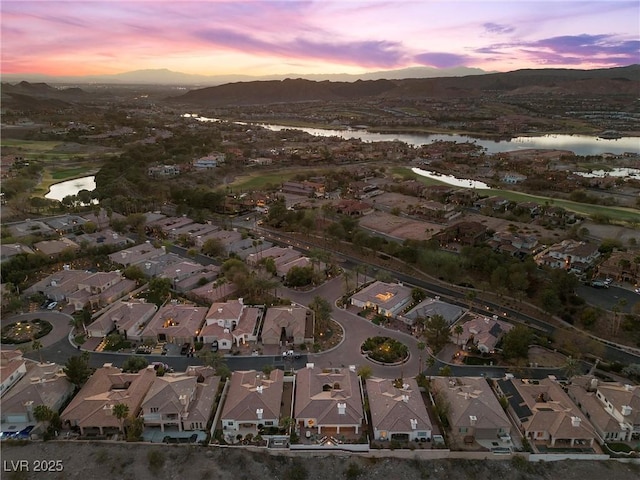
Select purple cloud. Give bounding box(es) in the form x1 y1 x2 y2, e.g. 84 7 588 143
413 52 471 68
478 34 639 67
483 23 514 35
194 28 405 68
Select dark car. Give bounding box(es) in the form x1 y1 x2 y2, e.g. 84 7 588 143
15 426 34 439
180 343 190 355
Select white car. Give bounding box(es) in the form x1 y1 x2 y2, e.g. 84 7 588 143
634 288 640 294
47 301 58 310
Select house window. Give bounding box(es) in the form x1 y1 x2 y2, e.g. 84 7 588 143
264 421 274 426
226 421 234 426
417 432 426 438
459 427 468 434
150 407 158 413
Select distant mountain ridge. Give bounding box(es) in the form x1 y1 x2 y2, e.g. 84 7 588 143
171 65 640 106
1 66 490 86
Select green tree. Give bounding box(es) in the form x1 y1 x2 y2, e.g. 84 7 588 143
563 356 581 380
423 314 451 354
148 277 171 302
123 265 146 282
122 356 149 373
31 338 43 364
412 287 426 303
63 352 92 388
113 403 130 433
33 404 55 425
202 238 225 257
126 416 144 442
309 295 332 337
501 324 532 360
453 324 463 347
356 364 372 380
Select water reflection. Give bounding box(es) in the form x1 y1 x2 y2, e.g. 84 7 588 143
45 176 96 201
411 167 490 189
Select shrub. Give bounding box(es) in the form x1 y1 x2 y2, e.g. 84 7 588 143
147 450 165 473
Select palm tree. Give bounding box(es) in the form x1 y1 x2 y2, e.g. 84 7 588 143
417 342 426 376
33 404 54 426
453 324 464 347
113 403 130 434
563 356 581 380
465 291 477 311
343 270 353 294
31 339 43 364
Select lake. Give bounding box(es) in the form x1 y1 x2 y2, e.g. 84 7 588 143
45 176 96 201
258 124 640 156
187 113 640 156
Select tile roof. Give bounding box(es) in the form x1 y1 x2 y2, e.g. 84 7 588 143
61 365 156 430
221 370 284 422
294 367 363 427
433 377 510 431
366 377 432 433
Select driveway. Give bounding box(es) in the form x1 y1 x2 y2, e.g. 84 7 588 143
281 276 423 378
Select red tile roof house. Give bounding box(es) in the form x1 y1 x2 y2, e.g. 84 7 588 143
1 361 74 433
534 240 600 273
200 299 261 350
366 377 433 442
140 303 207 346
107 243 165 267
33 237 80 258
495 377 597 451
67 271 135 311
432 376 512 449
86 301 158 341
1 350 28 397
567 376 640 443
261 305 313 346
350 281 413 318
141 372 220 432
187 281 238 304
220 369 284 441
455 315 514 354
61 364 156 436
294 365 364 437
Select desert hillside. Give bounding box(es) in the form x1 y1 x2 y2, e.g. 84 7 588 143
2 441 640 480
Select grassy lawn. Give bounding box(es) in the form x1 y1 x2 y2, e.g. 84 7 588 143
477 188 640 223
50 167 94 180
1 139 63 151
222 170 299 191
393 166 640 224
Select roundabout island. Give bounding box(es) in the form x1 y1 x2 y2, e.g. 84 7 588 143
361 336 409 365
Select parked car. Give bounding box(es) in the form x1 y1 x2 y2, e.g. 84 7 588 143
47 301 58 310
180 343 190 355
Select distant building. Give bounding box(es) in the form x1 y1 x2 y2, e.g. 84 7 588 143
350 281 413 318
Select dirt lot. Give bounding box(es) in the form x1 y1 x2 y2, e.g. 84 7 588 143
360 211 444 240
2 441 639 480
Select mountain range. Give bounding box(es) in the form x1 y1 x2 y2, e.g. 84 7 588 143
171 65 640 106
1 66 490 86
2 65 638 112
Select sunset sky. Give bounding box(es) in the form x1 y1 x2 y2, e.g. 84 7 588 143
2 0 639 77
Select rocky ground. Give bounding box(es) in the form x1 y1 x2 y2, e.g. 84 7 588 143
2 441 640 480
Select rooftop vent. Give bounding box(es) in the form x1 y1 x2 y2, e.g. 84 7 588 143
470 415 477 426
571 416 582 427
410 419 418 430
337 403 346 415
256 408 263 420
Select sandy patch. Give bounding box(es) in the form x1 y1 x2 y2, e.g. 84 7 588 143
360 211 443 240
